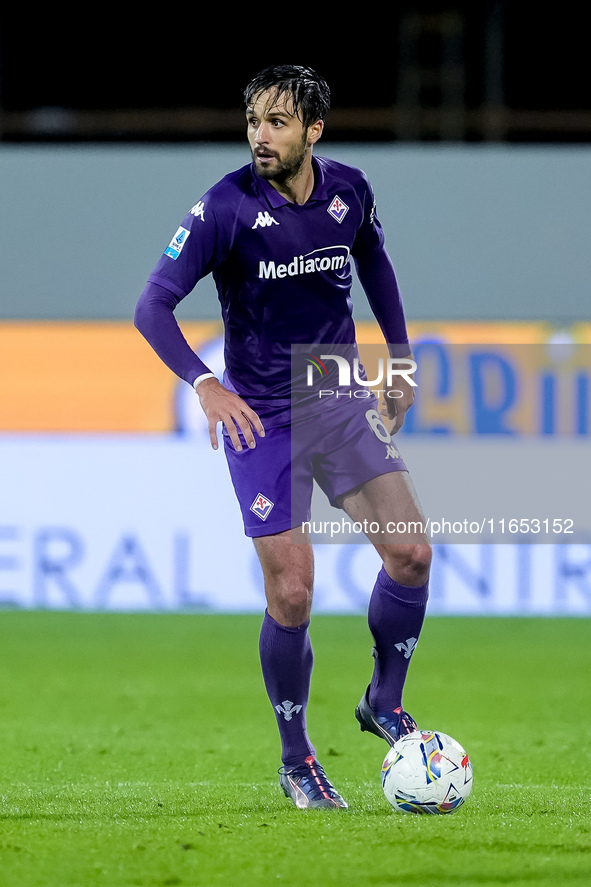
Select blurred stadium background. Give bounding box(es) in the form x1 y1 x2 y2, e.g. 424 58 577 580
0 3 590 615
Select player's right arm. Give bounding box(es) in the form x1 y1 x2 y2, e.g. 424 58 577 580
194 376 265 452
134 188 264 451
135 281 264 450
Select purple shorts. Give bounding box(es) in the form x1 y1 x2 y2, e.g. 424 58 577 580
223 396 407 537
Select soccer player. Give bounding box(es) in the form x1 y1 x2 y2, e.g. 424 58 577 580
134 64 431 810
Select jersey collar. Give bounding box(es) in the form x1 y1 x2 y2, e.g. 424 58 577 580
252 156 328 208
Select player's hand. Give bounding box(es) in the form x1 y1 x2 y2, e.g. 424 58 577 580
195 377 265 451
381 359 416 434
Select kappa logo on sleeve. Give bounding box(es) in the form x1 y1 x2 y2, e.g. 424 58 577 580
165 226 191 260
250 493 275 521
190 201 206 220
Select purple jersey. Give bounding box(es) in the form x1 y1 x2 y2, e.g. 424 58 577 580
135 155 409 425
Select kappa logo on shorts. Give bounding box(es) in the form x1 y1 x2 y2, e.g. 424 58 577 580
250 493 275 521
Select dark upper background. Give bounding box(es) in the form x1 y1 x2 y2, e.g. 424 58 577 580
1 3 589 144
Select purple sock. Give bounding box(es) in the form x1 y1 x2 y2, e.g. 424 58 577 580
259 610 315 767
367 566 429 713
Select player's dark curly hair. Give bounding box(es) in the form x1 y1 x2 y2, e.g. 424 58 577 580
243 65 331 128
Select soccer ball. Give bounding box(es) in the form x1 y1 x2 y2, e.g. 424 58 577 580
381 730 473 814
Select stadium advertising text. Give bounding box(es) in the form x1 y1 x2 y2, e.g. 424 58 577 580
0 436 589 614
1 523 591 616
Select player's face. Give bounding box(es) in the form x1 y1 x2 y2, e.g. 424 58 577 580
246 90 322 184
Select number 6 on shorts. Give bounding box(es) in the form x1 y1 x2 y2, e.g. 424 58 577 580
365 408 392 444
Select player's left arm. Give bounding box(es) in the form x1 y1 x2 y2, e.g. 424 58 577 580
352 177 415 433
356 249 415 434
383 357 415 434
354 247 415 433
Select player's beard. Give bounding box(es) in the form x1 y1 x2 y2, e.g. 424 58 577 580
252 132 309 186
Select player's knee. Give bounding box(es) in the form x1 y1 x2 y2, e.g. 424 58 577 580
263 568 313 625
384 543 432 587
279 578 312 609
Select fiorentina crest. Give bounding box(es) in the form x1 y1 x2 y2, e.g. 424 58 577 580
275 700 303 721
327 195 349 223
395 637 418 659
250 493 274 521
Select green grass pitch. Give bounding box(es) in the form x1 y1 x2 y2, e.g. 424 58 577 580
1 611 590 886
